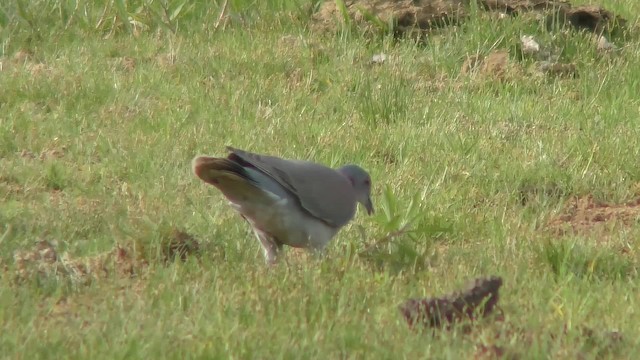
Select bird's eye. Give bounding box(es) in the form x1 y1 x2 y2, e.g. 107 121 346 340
364 179 370 186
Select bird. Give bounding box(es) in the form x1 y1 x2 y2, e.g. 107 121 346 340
192 146 374 264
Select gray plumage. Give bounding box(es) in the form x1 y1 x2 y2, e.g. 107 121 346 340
192 147 374 264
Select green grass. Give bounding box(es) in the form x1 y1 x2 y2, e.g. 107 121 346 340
1 0 640 358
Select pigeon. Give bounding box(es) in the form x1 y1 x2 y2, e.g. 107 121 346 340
192 147 374 264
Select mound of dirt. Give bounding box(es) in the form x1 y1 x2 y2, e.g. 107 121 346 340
480 0 569 14
312 0 468 35
554 5 627 34
548 196 640 236
312 0 626 36
399 276 503 330
461 50 524 80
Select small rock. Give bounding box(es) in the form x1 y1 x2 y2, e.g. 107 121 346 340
371 53 387 65
520 35 540 55
596 35 616 52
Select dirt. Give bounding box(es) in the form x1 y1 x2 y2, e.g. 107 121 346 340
461 50 520 80
533 61 577 77
556 5 627 34
312 0 468 35
117 56 137 71
162 228 201 262
0 174 25 197
0 48 52 76
472 322 623 359
12 240 149 285
399 276 503 330
480 0 569 14
18 220 211 282
547 195 640 236
396 274 624 357
312 0 626 36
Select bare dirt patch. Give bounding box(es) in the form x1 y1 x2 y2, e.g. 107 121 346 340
9 226 206 285
0 49 54 77
312 0 467 35
161 228 201 263
461 50 524 81
480 0 569 13
0 174 25 197
109 56 137 71
312 0 626 36
548 195 640 236
12 240 149 285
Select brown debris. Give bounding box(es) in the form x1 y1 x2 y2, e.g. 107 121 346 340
17 147 66 161
120 56 137 71
156 53 177 68
461 50 522 81
20 149 37 159
12 240 148 285
13 241 59 282
474 344 512 360
12 49 34 63
548 195 640 236
162 228 201 262
40 147 66 160
480 51 510 78
399 276 503 329
533 61 577 77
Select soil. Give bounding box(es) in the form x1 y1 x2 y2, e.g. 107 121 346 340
399 276 503 329
163 228 201 262
480 0 569 14
557 5 627 34
547 195 640 236
11 240 150 284
312 0 467 35
312 0 626 36
461 50 518 80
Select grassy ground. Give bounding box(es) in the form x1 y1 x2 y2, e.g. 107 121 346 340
1 0 640 358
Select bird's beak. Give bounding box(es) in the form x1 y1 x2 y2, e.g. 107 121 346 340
365 196 374 215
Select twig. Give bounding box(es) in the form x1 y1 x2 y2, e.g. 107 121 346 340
214 0 228 30
158 1 176 34
95 0 112 30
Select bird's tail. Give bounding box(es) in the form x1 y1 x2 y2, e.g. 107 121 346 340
192 156 269 204
192 156 248 185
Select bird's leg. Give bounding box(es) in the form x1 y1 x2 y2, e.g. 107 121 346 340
254 230 282 265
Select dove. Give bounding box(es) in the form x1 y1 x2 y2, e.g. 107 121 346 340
192 147 374 264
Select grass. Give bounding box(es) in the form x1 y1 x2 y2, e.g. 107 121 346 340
1 0 640 358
